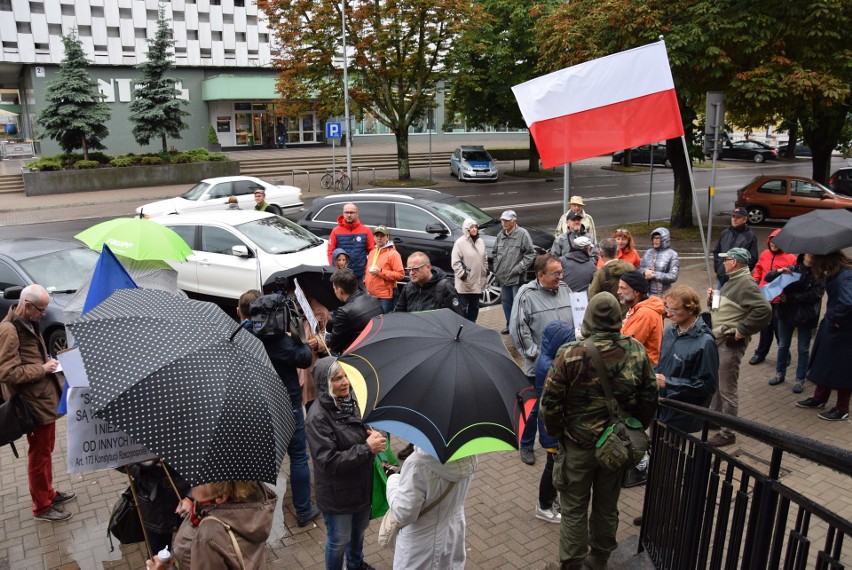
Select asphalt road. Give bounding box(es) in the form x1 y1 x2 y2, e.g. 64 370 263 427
0 157 833 242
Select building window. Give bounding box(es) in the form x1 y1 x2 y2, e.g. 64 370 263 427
16 21 31 33
200 48 212 58
234 0 245 6
212 31 222 41
78 25 92 36
30 1 45 14
259 33 268 44
210 0 221 5
2 41 18 52
223 13 233 24
48 23 62 35
91 6 103 17
119 7 131 19
173 11 184 22
235 32 245 42
199 12 209 23
60 3 73 16
135 28 147 39
0 0 13 11
107 27 120 38
186 29 198 40
35 42 50 53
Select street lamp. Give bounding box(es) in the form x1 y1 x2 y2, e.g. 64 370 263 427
340 0 352 180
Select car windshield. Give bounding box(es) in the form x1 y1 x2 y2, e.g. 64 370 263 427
463 150 491 162
18 248 99 293
180 182 212 201
236 216 323 254
431 198 494 227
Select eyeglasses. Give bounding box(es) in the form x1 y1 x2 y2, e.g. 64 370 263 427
544 270 564 278
26 300 48 313
343 210 358 215
405 263 427 273
664 306 684 314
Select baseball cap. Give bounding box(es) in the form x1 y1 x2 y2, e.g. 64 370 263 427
500 210 517 221
569 196 585 206
566 211 583 221
718 247 751 264
373 225 390 236
574 236 593 249
731 207 748 218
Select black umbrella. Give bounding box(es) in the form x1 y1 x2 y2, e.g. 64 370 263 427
773 209 852 255
264 264 342 310
66 289 294 486
338 309 529 463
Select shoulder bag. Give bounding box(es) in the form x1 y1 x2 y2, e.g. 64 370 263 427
0 392 39 458
584 338 649 471
202 515 246 570
378 479 456 549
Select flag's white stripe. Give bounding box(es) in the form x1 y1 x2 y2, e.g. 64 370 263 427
512 42 675 125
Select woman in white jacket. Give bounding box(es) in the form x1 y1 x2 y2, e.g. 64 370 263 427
386 447 477 569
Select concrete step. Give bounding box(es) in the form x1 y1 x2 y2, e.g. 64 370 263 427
0 174 24 194
608 535 656 569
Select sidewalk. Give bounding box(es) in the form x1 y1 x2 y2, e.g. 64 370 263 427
1 257 849 569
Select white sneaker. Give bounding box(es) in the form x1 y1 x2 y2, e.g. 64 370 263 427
535 503 561 524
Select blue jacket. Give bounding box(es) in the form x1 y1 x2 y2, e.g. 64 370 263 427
655 319 718 433
534 320 575 449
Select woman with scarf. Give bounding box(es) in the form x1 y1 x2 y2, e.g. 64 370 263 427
306 357 386 570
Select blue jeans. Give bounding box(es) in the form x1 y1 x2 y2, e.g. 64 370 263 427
379 297 395 314
520 375 538 450
775 319 814 381
322 508 370 570
288 404 313 517
459 293 480 322
501 284 521 327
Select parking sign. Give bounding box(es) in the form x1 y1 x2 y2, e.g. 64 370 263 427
326 122 342 139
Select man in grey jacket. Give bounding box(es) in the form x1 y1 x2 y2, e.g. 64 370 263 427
510 253 573 465
492 210 536 334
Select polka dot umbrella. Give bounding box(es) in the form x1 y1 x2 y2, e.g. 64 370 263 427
66 289 294 486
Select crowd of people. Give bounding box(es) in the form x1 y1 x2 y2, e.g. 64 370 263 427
1 198 847 570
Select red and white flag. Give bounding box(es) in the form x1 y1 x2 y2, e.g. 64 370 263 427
512 42 683 168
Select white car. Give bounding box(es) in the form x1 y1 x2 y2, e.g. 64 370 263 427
150 210 327 302
136 176 304 218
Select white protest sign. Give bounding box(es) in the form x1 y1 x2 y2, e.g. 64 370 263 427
66 386 156 473
570 291 589 338
56 346 87 388
294 278 319 333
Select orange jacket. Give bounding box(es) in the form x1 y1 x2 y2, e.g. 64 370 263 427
364 243 404 299
596 247 641 269
621 295 665 365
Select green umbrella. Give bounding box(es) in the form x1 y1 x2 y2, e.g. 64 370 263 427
75 218 193 262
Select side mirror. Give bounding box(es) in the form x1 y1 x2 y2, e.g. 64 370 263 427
232 245 251 257
425 222 449 235
3 286 23 300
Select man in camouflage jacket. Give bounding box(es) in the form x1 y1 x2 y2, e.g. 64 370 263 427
540 292 658 570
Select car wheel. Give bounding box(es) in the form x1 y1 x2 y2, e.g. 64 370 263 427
46 328 67 356
266 204 283 216
479 271 502 307
746 206 766 225
664 159 672 168
753 153 765 163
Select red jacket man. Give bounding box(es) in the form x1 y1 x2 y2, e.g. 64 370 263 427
327 203 374 281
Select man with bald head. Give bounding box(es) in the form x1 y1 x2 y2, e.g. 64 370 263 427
327 202 375 281
0 284 75 522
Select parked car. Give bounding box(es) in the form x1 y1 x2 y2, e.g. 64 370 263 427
612 143 671 167
778 141 812 158
297 189 552 305
149 210 326 307
450 145 499 182
734 175 852 224
828 167 852 197
720 140 778 163
136 175 304 218
0 238 100 354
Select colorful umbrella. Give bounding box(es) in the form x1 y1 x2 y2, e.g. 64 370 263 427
75 217 193 262
773 209 852 255
338 309 529 463
66 289 295 485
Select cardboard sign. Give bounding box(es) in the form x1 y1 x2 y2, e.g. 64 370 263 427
570 291 589 337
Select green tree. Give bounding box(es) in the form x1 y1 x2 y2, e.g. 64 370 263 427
36 33 110 160
258 0 475 179
447 0 561 173
128 6 189 153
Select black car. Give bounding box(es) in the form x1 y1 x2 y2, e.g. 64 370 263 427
828 167 852 197
612 143 671 168
0 238 99 354
720 140 778 163
297 189 553 305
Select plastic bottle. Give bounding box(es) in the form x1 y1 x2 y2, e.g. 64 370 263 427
157 546 171 564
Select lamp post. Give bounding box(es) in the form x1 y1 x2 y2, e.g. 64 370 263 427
340 0 352 180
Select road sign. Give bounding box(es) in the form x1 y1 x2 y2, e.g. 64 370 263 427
326 122 342 139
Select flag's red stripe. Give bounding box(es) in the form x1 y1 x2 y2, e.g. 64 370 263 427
530 90 684 168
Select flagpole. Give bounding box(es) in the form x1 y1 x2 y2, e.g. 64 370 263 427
562 163 571 213
679 135 714 287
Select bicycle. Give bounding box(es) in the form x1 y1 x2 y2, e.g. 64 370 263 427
320 169 352 192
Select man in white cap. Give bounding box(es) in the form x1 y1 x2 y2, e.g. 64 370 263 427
492 210 536 334
451 218 488 322
554 195 596 242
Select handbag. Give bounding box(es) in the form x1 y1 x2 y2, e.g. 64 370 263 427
107 486 145 549
584 338 649 471
378 478 456 549
0 392 39 458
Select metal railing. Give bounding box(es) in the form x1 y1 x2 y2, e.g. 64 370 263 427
273 169 311 193
639 400 852 570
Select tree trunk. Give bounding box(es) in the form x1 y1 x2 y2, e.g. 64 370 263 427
783 120 799 159
395 128 411 180
528 134 540 173
81 135 89 161
667 136 694 228
161 133 168 154
803 103 846 184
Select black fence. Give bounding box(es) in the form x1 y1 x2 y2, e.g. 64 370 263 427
639 399 852 569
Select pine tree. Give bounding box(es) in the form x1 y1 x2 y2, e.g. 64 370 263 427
129 6 189 153
36 33 110 160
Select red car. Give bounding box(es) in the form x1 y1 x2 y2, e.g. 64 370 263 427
735 175 852 224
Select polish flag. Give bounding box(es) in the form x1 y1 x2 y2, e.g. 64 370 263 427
512 42 684 168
